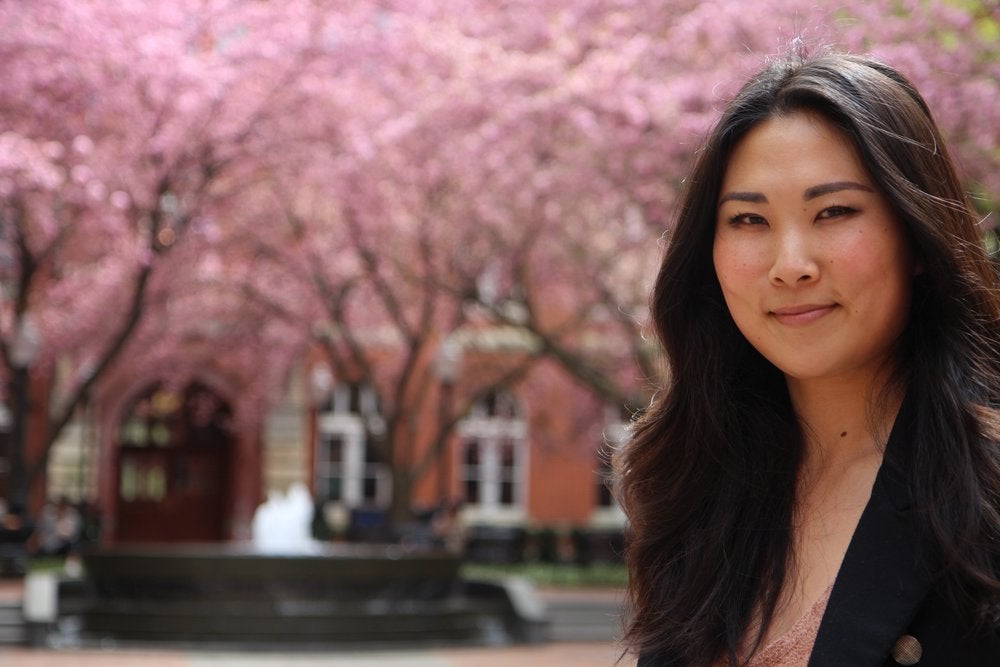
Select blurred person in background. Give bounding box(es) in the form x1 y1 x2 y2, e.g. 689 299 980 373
37 496 82 558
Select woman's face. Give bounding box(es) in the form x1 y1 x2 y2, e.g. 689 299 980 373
712 112 916 387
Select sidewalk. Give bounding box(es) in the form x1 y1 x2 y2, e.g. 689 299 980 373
2 641 634 667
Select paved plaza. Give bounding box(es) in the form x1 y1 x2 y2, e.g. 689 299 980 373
1 642 632 666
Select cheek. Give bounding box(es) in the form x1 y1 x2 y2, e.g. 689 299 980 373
713 237 763 295
834 233 911 297
712 239 763 339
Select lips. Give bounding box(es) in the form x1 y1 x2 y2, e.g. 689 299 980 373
769 304 837 325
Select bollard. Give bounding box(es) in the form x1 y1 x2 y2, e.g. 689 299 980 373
501 576 550 644
22 571 57 646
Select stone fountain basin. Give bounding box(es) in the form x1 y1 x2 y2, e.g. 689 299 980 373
54 543 545 648
81 542 459 602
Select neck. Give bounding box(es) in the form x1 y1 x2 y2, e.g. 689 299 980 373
786 373 903 476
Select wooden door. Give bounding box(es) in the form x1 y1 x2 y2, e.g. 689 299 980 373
115 383 232 543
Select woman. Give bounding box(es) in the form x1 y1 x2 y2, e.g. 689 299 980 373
616 52 1000 666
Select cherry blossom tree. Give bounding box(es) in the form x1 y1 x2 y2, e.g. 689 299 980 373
0 0 344 508
235 94 542 522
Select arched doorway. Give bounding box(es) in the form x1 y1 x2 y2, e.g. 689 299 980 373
115 382 233 542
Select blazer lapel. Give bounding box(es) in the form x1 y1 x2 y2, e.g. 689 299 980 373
808 396 934 667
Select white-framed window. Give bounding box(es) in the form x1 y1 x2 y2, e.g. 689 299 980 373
458 391 527 523
591 404 627 528
314 383 390 508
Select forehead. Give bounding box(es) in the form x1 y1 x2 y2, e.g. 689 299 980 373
721 112 871 191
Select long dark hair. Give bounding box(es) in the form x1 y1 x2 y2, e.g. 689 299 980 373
615 52 1000 665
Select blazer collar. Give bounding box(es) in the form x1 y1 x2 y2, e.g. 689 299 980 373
808 392 934 666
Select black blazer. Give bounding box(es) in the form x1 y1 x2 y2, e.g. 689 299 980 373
639 396 1000 666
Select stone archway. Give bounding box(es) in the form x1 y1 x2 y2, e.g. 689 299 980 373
114 382 233 543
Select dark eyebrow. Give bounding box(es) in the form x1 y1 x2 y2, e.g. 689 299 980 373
803 181 874 200
718 181 875 207
718 191 767 206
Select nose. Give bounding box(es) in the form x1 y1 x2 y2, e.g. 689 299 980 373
768 229 819 286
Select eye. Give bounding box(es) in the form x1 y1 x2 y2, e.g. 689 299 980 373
728 212 767 227
817 205 857 220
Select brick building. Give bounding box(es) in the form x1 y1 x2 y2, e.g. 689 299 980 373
28 351 627 556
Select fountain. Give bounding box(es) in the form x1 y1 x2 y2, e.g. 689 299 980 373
250 483 321 554
51 487 546 649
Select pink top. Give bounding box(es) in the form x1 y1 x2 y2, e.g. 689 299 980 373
715 584 834 667
745 584 833 667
